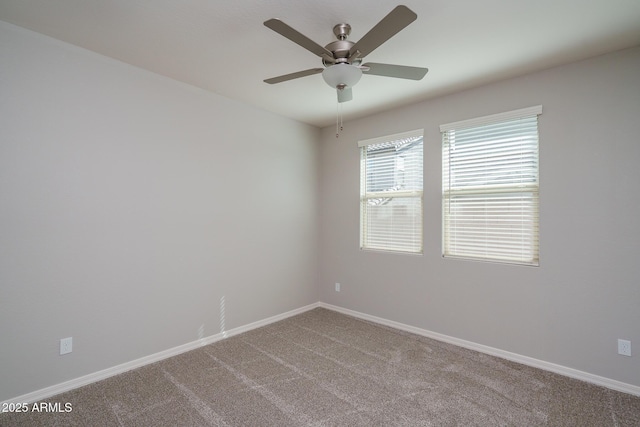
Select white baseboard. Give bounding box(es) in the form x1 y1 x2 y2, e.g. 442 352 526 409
319 302 640 397
4 301 638 404
2 302 320 405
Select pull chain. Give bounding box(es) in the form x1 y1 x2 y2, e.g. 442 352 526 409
335 101 344 138
336 100 339 138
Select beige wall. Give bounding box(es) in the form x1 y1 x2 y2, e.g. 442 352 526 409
318 47 640 387
0 22 319 401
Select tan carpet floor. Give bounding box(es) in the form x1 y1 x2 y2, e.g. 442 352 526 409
1 308 639 426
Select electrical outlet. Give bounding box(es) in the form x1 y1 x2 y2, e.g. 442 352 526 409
618 339 631 357
335 282 341 292
60 337 73 355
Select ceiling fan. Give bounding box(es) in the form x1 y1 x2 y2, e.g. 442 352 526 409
263 5 428 103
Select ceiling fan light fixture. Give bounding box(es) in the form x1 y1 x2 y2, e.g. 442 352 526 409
322 64 362 89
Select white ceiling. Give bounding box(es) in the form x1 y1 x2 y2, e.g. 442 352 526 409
1 0 639 128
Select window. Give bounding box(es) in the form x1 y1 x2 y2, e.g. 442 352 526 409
440 106 541 265
359 130 424 254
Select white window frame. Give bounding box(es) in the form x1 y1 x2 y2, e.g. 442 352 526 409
440 106 542 266
359 129 424 254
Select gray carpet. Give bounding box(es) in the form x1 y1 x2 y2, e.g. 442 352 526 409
2 308 639 426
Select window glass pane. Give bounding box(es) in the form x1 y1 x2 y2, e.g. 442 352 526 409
360 132 423 254
362 196 423 253
442 111 540 265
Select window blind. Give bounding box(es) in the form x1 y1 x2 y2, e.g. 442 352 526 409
359 130 423 254
441 107 541 265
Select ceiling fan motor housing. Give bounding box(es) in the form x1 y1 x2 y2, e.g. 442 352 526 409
323 24 361 66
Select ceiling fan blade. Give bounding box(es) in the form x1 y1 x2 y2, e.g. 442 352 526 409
349 5 417 58
264 19 333 58
264 68 324 84
362 63 428 80
337 87 353 103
